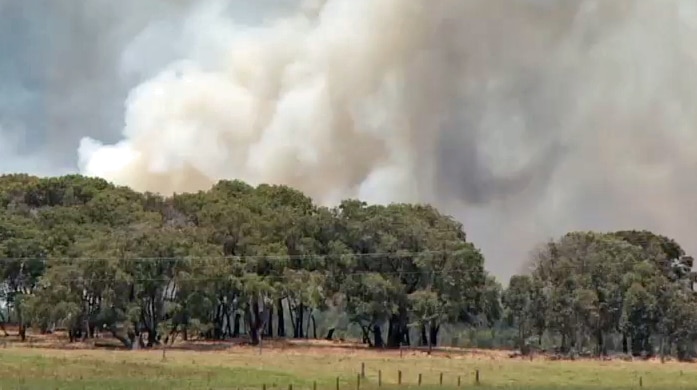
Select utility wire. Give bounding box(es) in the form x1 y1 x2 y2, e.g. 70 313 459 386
0 269 476 284
0 250 470 263
0 267 480 286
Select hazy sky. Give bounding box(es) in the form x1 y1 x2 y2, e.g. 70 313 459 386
3 0 697 281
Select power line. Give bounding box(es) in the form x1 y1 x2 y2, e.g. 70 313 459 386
0 269 478 284
0 250 469 263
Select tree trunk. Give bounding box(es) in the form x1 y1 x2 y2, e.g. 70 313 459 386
88 323 96 339
630 332 650 357
420 324 428 346
232 313 241 337
82 318 90 342
147 327 158 347
373 324 384 348
595 328 604 356
361 326 372 347
18 324 26 342
221 303 230 339
225 310 233 338
387 315 397 348
428 323 439 347
519 327 531 356
265 305 274 338
386 314 403 349
659 335 666 363
311 314 317 339
427 331 432 355
294 303 304 338
642 335 653 357
631 335 641 357
247 297 267 345
114 333 133 349
622 333 628 354
325 328 335 340
73 328 83 341
213 304 223 340
165 326 178 345
109 325 136 350
305 310 311 339
245 306 260 345
386 308 409 348
15 306 26 342
399 308 409 347
277 298 286 337
288 303 297 337
676 339 693 361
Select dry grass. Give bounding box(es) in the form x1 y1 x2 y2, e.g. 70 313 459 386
1 331 697 389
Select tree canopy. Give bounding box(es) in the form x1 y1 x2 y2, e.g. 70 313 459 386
0 174 695 360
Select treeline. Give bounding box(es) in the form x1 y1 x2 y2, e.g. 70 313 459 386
505 231 696 360
0 174 695 360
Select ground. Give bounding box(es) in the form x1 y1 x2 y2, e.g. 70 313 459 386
0 330 696 389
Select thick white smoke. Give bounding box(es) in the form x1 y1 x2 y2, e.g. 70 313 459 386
72 0 697 279
79 0 431 203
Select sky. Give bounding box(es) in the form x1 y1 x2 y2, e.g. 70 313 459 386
2 0 697 281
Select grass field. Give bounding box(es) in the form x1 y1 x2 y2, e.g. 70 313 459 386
0 339 696 390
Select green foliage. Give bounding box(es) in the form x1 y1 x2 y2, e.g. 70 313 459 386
1 174 696 360
0 174 490 349
505 231 697 360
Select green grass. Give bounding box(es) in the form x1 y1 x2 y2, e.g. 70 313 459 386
0 351 305 390
0 346 696 390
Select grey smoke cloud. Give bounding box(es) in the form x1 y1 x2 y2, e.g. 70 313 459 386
2 0 697 281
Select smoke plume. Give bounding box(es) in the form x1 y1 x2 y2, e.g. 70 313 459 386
4 0 697 280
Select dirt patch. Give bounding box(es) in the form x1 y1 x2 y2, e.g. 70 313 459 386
1 328 514 361
0 328 677 365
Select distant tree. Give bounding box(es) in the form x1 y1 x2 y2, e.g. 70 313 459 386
503 275 533 354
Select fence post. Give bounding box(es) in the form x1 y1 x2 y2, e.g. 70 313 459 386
357 373 361 390
458 376 461 387
263 385 266 390
398 370 402 385
639 376 643 388
440 373 443 385
313 382 317 390
418 373 422 386
289 384 293 390
475 370 480 385
361 362 365 378
336 377 340 390
378 370 382 387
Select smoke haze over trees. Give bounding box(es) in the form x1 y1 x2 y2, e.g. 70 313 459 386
3 0 697 280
